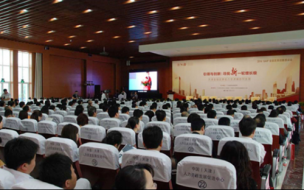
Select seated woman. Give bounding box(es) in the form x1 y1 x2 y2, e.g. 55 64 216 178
102 131 122 150
61 124 79 144
220 141 257 190
77 113 88 128
115 164 156 189
126 117 140 133
41 106 49 115
30 110 42 122
19 110 29 120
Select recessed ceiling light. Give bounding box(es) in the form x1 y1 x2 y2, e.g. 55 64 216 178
86 40 94 42
69 35 76 38
64 43 70 46
53 0 63 3
223 0 234 2
125 0 136 4
80 47 87 49
244 19 256 22
107 18 117 22
47 30 56 34
0 31 5 34
192 33 200 36
46 40 53 43
113 36 121 39
25 36 30 39
127 25 136 29
74 25 83 28
179 27 189 30
22 25 29 28
298 12 304 16
296 1 304 4
130 56 134 58
199 24 209 27
19 9 28 14
235 9 248 13
166 19 175 23
49 17 58 22
95 30 103 34
144 31 152 35
186 16 196 20
83 9 92 13
250 27 261 30
129 40 135 43
170 6 181 10
148 10 158 14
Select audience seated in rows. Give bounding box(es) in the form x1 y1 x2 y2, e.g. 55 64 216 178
102 131 122 150
62 124 79 144
126 117 141 133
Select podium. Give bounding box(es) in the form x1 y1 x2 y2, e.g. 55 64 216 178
167 91 175 100
85 81 95 99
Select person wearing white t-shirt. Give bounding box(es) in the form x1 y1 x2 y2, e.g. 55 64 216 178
101 91 107 102
3 138 38 184
39 153 91 189
1 89 11 103
239 117 266 164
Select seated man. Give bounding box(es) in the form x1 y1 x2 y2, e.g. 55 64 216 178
133 109 144 121
239 117 266 163
121 107 130 115
254 114 266 128
143 126 163 152
4 138 38 183
227 110 235 118
207 110 217 119
88 107 97 118
0 101 5 108
150 105 157 113
191 118 205 135
4 109 14 118
39 153 91 189
187 113 200 123
108 106 121 125
19 102 25 109
218 117 230 126
155 110 166 122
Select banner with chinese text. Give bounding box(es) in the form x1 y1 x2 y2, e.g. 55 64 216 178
172 55 300 100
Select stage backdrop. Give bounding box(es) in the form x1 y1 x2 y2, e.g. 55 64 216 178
172 54 300 101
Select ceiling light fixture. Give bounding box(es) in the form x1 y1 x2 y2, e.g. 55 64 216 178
49 17 58 22
298 12 304 16
86 40 94 42
179 27 189 30
243 19 256 22
69 35 76 38
53 0 63 3
130 56 134 58
74 25 83 28
235 9 248 13
296 1 304 4
148 10 158 14
187 16 196 20
125 0 136 4
192 33 200 36
22 25 29 28
223 0 234 2
25 36 30 39
170 6 181 10
107 18 117 22
129 40 135 43
113 36 121 39
144 31 152 35
199 24 209 27
19 9 28 14
0 31 5 34
127 25 136 29
83 9 92 13
46 40 53 42
80 47 87 49
95 30 103 34
250 27 261 30
64 43 70 46
47 30 56 34
166 19 175 23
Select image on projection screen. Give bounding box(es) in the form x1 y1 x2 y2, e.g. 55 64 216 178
129 71 158 91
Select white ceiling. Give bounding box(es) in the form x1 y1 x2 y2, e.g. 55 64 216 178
139 30 304 57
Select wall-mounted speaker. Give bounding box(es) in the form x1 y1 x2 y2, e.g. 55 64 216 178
126 60 131 66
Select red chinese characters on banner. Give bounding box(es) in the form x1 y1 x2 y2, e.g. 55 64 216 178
203 68 258 76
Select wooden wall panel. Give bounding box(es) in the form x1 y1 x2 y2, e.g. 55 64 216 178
48 55 85 98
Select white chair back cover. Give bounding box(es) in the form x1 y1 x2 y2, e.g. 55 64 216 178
173 113 182 119
11 179 62 189
48 110 54 116
0 129 19 147
20 119 38 132
199 114 207 119
233 113 243 120
57 122 80 136
217 115 234 121
19 133 46 155
173 117 188 126
41 113 48 121
119 114 130 122
218 137 262 162
138 132 171 151
5 118 21 131
205 126 235 141
63 116 77 124
264 122 280 136
120 120 128 128
13 111 20 118
174 123 191 137
38 121 57 135
88 117 99 125
146 121 171 135
122 149 172 182
45 137 79 162
108 127 136 146
49 114 64 125
204 119 218 129
0 168 15 189
266 117 284 129
0 111 4 116
252 128 273 145
216 111 224 116
97 112 110 121
152 116 171 125
142 115 150 126
79 143 119 170
239 110 251 116
55 110 67 117
174 134 212 157
80 125 106 142
100 118 121 130
230 120 240 133
177 156 237 189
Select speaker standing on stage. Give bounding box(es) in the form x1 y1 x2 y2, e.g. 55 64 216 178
72 91 79 100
